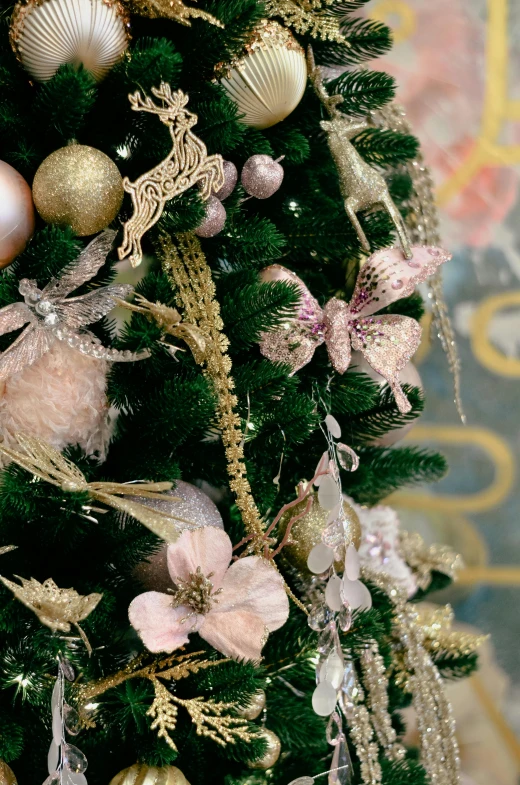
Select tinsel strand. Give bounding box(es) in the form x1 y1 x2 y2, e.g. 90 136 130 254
359 643 406 762
373 103 465 421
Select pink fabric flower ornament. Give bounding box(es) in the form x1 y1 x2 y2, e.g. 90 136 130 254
129 527 289 661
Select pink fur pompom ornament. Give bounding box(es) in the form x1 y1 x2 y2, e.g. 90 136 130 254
0 341 110 460
129 527 289 661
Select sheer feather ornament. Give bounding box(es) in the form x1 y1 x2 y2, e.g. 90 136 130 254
0 230 149 383
259 246 451 413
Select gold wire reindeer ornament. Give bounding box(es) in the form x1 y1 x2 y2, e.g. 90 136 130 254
307 48 412 259
118 83 225 267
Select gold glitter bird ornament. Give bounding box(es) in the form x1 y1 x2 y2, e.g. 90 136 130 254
0 576 102 633
118 83 224 267
307 47 412 259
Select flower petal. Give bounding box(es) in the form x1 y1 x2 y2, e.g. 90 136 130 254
128 591 203 653
218 556 289 632
200 610 268 661
166 527 232 588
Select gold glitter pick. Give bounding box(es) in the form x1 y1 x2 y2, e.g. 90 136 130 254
0 576 101 652
118 83 224 267
122 0 223 27
0 545 17 556
0 433 194 542
307 47 412 259
417 605 488 659
265 0 346 43
373 103 465 421
399 529 463 590
118 294 208 363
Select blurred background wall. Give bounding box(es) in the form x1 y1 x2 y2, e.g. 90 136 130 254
369 0 520 781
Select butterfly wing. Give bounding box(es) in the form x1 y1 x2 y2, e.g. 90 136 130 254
349 246 451 318
42 230 117 300
0 302 32 336
323 298 352 374
349 314 422 413
0 325 52 382
56 284 134 328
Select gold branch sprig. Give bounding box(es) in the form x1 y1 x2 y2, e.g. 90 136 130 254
76 651 255 751
122 0 223 27
265 0 347 43
0 433 193 542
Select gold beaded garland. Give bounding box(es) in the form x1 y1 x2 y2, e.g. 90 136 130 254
236 689 266 720
279 492 361 573
110 764 191 785
0 761 17 785
247 729 281 769
32 145 124 236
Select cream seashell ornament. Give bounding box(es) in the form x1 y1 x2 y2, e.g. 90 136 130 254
220 19 307 130
10 0 130 83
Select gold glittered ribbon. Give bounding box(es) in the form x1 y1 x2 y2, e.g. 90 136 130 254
0 433 192 542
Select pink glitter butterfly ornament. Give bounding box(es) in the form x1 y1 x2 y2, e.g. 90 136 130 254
259 245 451 413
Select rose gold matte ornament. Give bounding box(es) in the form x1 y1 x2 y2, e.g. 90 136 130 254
0 161 35 268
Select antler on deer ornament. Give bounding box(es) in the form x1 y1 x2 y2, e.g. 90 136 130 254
118 83 225 267
307 47 412 259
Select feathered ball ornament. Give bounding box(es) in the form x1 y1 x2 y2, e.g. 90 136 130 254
10 0 130 83
219 19 307 129
0 341 110 462
110 764 190 785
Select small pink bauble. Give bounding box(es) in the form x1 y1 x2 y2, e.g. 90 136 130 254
133 481 225 593
215 161 238 201
0 161 35 268
241 155 284 199
350 351 423 446
194 196 226 238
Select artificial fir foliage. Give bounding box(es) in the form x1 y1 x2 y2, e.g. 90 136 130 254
0 2 478 785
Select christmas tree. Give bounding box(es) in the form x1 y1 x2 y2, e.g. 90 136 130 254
0 2 482 785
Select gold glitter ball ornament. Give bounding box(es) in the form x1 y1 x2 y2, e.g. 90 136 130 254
247 728 281 769
110 764 191 785
279 492 361 574
236 689 266 720
219 20 307 129
32 145 124 236
0 761 17 785
10 0 130 83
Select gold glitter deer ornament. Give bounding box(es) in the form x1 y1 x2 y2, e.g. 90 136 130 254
307 48 412 259
118 83 224 267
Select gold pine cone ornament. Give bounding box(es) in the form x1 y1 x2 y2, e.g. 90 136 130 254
219 20 307 129
279 492 361 573
110 765 191 785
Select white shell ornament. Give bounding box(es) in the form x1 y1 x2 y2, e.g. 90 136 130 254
219 19 307 130
11 0 130 83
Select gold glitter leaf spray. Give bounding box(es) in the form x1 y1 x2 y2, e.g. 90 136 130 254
118 83 224 267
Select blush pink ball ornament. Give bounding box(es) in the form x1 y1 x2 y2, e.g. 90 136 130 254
350 351 423 446
0 341 110 462
241 155 284 199
0 161 35 268
194 195 227 238
133 481 225 593
215 160 238 201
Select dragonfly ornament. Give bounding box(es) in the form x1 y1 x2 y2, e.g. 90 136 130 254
0 230 149 382
259 245 451 413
